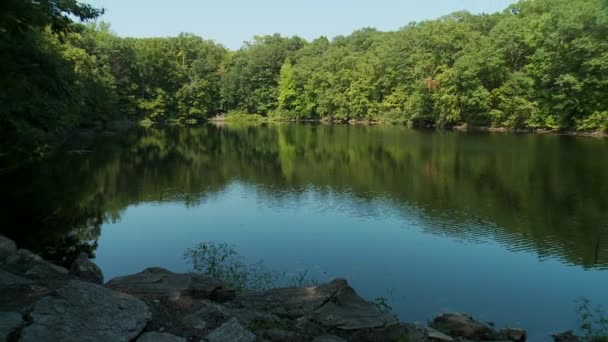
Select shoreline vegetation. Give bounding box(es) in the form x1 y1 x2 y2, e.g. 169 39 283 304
2 0 608 167
144 112 608 139
2 234 604 342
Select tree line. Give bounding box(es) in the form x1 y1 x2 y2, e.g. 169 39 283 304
1 0 608 164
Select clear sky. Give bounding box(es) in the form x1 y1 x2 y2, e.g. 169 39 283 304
84 0 516 50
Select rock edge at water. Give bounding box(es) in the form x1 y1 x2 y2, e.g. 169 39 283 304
0 234 541 341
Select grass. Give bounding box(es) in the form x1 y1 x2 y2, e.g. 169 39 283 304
184 241 319 292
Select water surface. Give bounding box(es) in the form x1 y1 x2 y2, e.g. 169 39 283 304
2 124 607 340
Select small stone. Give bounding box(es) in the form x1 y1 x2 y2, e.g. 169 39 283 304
427 326 454 341
500 327 526 341
0 312 24 341
137 331 186 342
206 317 256 342
70 252 104 284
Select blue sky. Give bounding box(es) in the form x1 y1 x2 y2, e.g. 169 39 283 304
85 0 516 49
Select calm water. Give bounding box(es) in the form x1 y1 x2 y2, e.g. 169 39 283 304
2 124 608 340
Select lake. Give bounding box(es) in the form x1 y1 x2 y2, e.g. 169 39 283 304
2 123 607 340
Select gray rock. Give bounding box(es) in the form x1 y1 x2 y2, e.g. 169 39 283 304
313 334 347 342
500 327 526 341
259 328 306 342
0 312 24 340
180 313 208 330
237 278 348 318
349 322 429 342
4 249 68 283
70 252 103 284
20 280 151 342
228 307 281 327
206 317 256 342
0 236 17 261
107 267 230 300
312 285 397 330
137 332 186 342
552 330 582 342
0 269 31 287
427 326 454 341
431 313 498 340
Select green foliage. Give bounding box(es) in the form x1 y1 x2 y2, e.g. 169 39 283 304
3 0 608 165
576 297 608 341
184 241 319 291
576 112 608 133
224 111 267 123
184 241 274 291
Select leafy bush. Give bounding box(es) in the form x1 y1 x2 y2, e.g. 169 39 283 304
224 111 267 123
576 112 608 133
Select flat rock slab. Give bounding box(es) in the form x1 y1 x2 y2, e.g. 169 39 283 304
427 326 454 341
431 313 498 340
206 317 256 342
107 267 229 300
237 279 348 318
0 312 24 341
312 285 397 330
137 332 186 342
20 280 151 342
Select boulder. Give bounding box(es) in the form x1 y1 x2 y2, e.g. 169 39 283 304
500 327 526 341
237 278 348 318
431 313 498 340
107 267 232 301
0 311 24 341
0 236 16 261
206 317 256 342
427 326 454 341
311 285 397 330
136 332 186 342
20 280 151 342
0 269 31 287
551 330 583 342
3 249 69 285
70 252 103 284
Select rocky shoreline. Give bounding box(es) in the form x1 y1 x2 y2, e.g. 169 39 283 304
0 235 582 341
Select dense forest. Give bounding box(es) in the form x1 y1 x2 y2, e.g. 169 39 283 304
1 0 608 164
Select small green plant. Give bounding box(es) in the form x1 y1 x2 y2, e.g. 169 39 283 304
184 241 319 291
576 297 608 341
374 296 393 312
286 270 319 288
374 288 396 312
184 241 275 291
